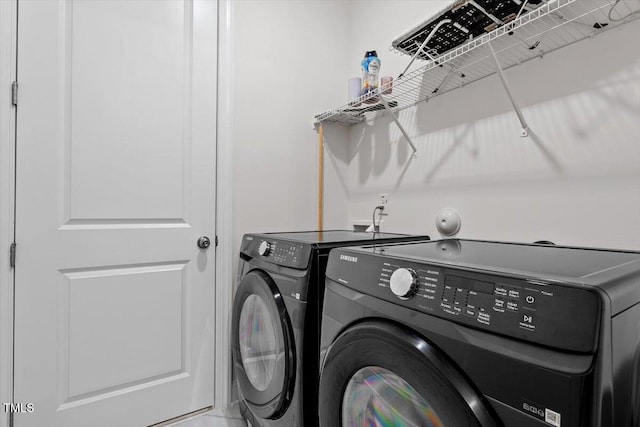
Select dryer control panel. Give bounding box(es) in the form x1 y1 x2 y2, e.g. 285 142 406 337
327 251 601 353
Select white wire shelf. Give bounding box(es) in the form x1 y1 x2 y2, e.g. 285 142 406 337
314 0 638 126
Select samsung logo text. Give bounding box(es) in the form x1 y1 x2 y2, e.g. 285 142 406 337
340 255 358 263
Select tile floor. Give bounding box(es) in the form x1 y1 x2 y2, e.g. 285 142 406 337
167 408 247 427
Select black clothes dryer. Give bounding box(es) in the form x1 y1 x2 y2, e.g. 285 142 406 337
319 239 640 427
232 231 430 427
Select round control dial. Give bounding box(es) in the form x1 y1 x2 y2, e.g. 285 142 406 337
390 268 418 299
258 241 272 256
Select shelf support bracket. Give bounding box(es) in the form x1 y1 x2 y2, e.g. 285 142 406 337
488 42 529 137
379 94 418 159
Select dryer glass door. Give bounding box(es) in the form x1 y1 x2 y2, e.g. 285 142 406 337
343 366 444 426
319 321 499 427
232 270 295 419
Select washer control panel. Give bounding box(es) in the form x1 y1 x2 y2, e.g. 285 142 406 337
331 252 601 353
241 236 311 269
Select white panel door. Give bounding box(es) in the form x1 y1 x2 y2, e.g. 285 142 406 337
13 1 217 426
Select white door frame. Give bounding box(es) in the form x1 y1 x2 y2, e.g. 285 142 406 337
0 0 237 424
0 1 17 426
214 0 235 413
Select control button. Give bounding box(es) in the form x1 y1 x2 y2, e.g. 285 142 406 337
494 299 505 308
507 302 519 311
258 241 272 256
464 308 476 317
390 268 418 299
477 312 491 325
508 289 520 299
495 286 508 297
525 295 536 304
519 313 536 331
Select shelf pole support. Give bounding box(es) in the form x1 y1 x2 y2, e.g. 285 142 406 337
379 94 418 159
488 42 530 137
317 124 324 230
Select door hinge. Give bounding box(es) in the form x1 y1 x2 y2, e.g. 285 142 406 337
11 81 18 107
215 235 219 247
9 242 16 269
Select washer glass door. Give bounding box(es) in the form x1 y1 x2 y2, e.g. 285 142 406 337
238 294 279 391
232 270 295 419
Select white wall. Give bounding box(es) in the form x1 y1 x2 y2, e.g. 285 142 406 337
229 0 351 260
338 1 640 250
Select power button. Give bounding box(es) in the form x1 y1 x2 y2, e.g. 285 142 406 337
523 294 539 311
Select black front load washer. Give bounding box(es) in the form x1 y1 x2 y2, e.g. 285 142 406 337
319 239 640 427
231 231 430 427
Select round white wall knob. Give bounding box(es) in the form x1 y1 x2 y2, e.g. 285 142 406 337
436 208 462 237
